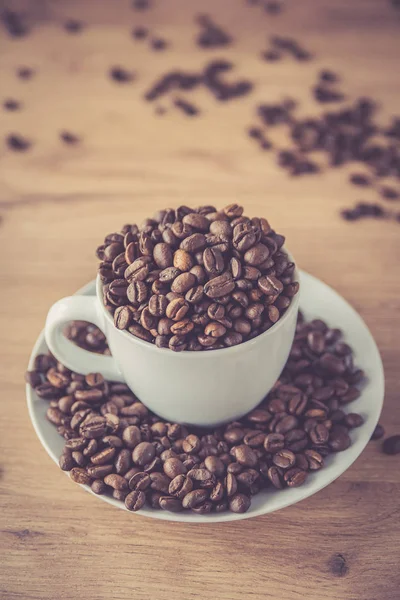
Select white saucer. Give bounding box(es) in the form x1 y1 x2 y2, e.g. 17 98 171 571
26 271 384 523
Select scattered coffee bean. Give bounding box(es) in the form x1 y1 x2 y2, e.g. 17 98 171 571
64 20 84 34
380 187 399 201
1 10 28 37
17 66 34 80
60 131 80 145
3 99 20 111
382 435 400 455
319 70 338 83
6 133 31 152
109 67 135 83
350 174 370 187
151 38 168 51
196 14 232 48
174 98 199 116
132 26 148 39
371 424 385 440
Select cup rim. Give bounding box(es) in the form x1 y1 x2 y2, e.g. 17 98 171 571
97 256 300 358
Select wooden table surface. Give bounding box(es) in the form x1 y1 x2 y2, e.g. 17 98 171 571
1 1 400 599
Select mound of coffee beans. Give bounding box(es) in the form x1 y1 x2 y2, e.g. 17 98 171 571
27 314 368 515
95 205 298 352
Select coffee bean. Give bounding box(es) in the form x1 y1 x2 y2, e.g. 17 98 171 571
229 493 251 513
267 466 284 489
284 468 307 487
310 423 329 445
371 424 385 440
329 430 351 452
159 496 183 512
233 445 258 467
182 489 209 509
69 468 91 485
223 472 237 497
163 457 187 479
382 435 400 455
91 479 107 494
273 449 296 469
344 413 364 428
204 272 235 299
319 353 346 375
243 431 266 447
168 474 193 499
182 434 201 454
104 474 129 491
59 452 74 471
304 449 324 470
128 472 151 491
132 442 155 466
125 490 146 511
87 464 114 478
204 456 225 476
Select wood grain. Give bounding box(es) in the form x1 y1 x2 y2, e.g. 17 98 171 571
1 1 400 599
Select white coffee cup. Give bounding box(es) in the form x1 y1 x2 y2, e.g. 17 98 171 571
45 271 299 427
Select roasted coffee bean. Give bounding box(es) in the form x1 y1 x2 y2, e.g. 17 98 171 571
273 449 296 469
237 469 259 488
247 409 272 424
87 464 114 478
329 430 351 452
163 457 187 479
125 490 146 511
70 467 92 485
263 432 285 453
80 416 107 439
224 472 238 497
344 413 364 428
304 449 324 470
284 468 307 487
233 445 258 467
59 452 74 471
229 493 251 513
128 471 151 491
285 429 308 452
319 353 346 375
74 388 103 403
243 430 266 447
82 439 98 457
182 489 209 509
371 424 385 440
37 383 60 400
382 435 400 455
91 479 107 494
310 423 329 445
267 466 284 489
159 496 184 512
204 272 235 299
115 449 132 475
25 370 42 388
339 387 361 404
182 434 201 454
204 456 225 476
168 474 193 499
148 294 168 317
132 442 155 466
104 474 129 491
91 447 116 465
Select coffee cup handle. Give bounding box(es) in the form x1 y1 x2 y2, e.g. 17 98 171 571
45 296 124 382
